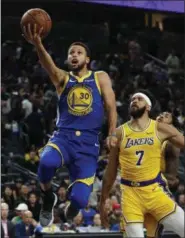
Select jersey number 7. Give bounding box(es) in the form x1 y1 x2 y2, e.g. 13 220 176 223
136 150 144 166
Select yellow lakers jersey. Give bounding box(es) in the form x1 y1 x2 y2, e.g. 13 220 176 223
119 119 162 181
160 141 168 173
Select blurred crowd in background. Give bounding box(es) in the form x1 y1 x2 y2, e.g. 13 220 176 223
1 2 185 237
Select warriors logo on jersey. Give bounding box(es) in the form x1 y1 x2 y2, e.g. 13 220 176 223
67 84 93 116
56 70 104 132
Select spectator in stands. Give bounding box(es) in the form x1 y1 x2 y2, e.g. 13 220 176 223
53 208 63 230
10 91 24 122
128 38 143 74
165 49 180 80
81 201 97 226
15 210 35 238
21 93 33 119
1 202 15 238
28 179 40 196
92 213 101 227
177 194 185 210
177 183 185 193
17 70 29 85
28 179 37 191
104 198 113 218
27 192 41 222
24 147 39 173
24 147 39 163
175 183 185 200
13 178 24 200
2 185 15 211
25 105 45 148
109 203 122 231
1 87 11 121
57 183 69 223
16 185 29 204
109 59 119 73
57 183 68 209
11 203 28 225
110 195 119 206
85 213 102 232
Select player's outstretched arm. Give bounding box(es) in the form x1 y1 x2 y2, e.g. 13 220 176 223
98 71 117 149
100 127 121 227
157 122 185 149
164 142 180 188
101 146 119 201
23 24 67 89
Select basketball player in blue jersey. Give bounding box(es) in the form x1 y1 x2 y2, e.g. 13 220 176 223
23 24 117 227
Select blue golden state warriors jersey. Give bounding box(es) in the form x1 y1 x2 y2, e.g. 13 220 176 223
56 70 104 132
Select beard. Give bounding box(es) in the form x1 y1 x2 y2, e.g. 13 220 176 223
129 105 146 119
68 61 86 72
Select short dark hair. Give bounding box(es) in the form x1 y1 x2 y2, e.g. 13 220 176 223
68 42 91 58
171 113 182 131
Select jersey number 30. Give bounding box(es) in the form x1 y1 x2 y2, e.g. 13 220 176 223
136 150 144 166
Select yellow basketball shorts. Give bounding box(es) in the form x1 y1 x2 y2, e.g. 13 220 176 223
121 183 176 225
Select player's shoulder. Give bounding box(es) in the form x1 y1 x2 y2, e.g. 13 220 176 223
61 70 71 81
116 123 127 140
94 70 109 78
156 120 170 131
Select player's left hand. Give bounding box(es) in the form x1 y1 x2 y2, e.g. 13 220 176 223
100 203 109 229
106 135 118 150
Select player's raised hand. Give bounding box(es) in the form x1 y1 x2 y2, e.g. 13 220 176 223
22 24 43 46
106 134 118 150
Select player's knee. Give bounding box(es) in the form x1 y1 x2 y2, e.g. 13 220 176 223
125 223 144 238
38 146 62 184
161 206 184 238
39 146 62 169
70 183 91 209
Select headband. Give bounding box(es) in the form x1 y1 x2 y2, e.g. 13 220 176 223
132 93 152 107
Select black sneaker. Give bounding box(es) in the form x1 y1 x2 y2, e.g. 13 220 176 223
64 201 79 220
39 192 58 227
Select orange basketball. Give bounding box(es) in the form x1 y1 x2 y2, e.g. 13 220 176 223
21 8 52 39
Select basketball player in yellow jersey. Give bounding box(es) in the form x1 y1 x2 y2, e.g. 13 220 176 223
145 111 181 238
100 90 184 238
